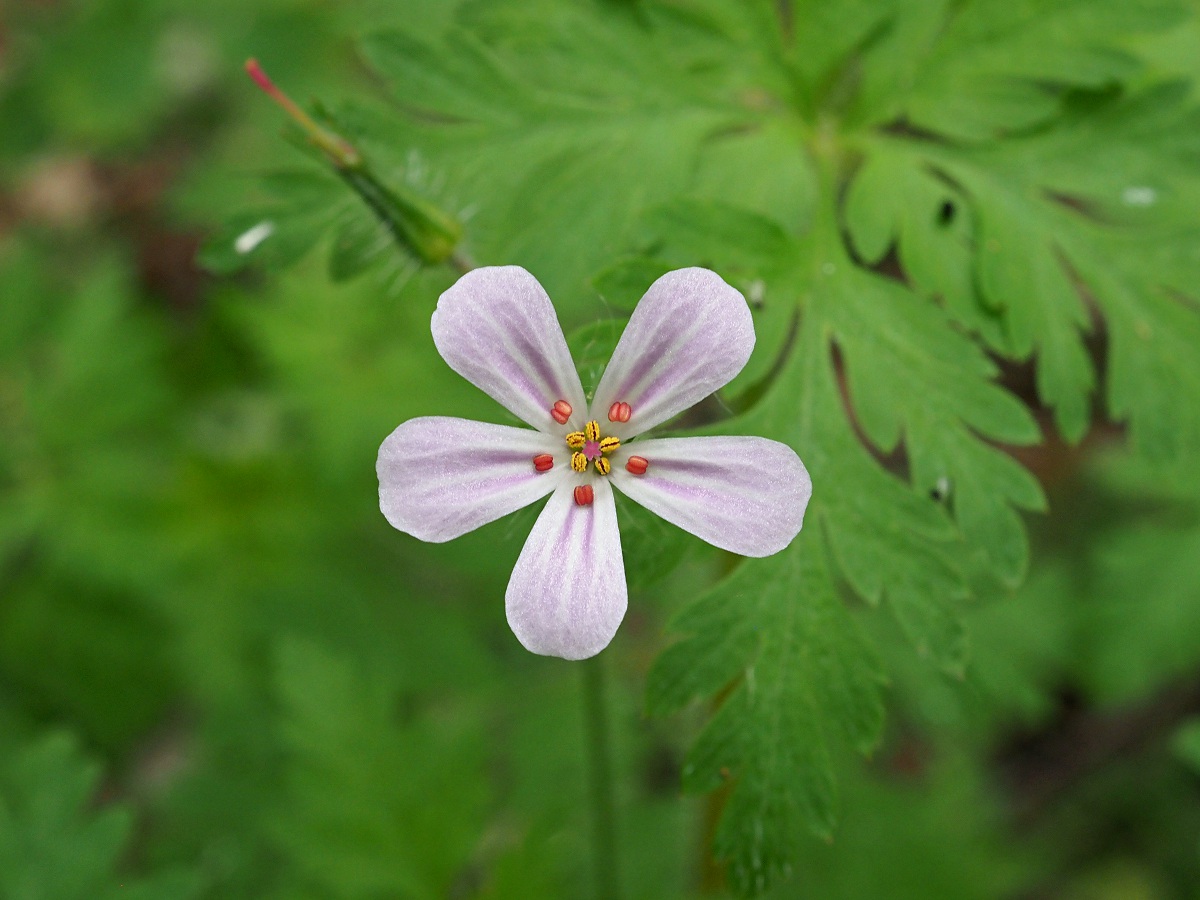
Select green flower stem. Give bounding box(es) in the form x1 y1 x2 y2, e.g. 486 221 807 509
581 655 621 900
335 166 462 265
246 58 463 266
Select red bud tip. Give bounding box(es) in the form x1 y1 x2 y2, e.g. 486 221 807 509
244 58 276 96
243 58 360 168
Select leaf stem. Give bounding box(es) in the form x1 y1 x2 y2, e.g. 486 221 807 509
581 655 621 900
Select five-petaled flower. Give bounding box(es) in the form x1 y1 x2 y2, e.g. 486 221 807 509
377 266 812 660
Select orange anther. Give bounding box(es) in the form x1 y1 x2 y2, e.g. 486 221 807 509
608 401 631 423
625 456 649 476
574 484 594 506
533 454 555 472
551 400 573 425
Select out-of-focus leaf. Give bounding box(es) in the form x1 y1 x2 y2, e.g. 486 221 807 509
1075 456 1200 703
197 171 347 276
0 732 200 900
566 318 625 400
268 637 488 899
1174 718 1200 774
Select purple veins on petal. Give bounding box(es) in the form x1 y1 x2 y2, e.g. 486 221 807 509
592 268 755 437
431 266 586 432
377 416 561 543
610 435 811 558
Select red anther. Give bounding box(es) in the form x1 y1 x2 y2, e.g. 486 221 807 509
574 485 594 506
533 454 555 472
625 456 649 476
608 401 632 423
551 400 573 425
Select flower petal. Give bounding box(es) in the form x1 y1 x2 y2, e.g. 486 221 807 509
611 436 810 557
378 416 562 542
432 266 587 432
591 268 754 437
506 480 627 660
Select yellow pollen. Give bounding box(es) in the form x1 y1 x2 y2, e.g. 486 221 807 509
571 451 588 473
599 436 620 454
565 431 586 450
584 420 601 442
594 458 611 476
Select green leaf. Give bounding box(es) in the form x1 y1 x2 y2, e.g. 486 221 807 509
0 732 200 900
844 78 1200 458
843 147 1001 345
268 637 488 899
639 199 1044 594
328 214 389 282
648 541 885 893
1074 455 1200 703
613 492 692 593
356 4 750 307
788 750 1034 900
643 191 1049 890
1174 718 1200 775
884 0 1181 140
565 317 626 400
0 248 180 598
197 171 347 276
645 277 1031 888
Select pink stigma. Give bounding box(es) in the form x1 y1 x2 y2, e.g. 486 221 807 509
583 440 601 460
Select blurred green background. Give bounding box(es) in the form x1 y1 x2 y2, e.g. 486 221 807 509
3 1 1200 898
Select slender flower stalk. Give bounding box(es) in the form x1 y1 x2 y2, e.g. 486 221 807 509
377 266 812 659
244 59 361 169
582 657 621 900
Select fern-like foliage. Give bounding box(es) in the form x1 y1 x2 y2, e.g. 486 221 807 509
0 732 199 899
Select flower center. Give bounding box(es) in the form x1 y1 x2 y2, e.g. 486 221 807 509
531 405 649 507
566 420 620 476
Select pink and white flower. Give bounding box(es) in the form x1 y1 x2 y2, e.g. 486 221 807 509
377 266 812 660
